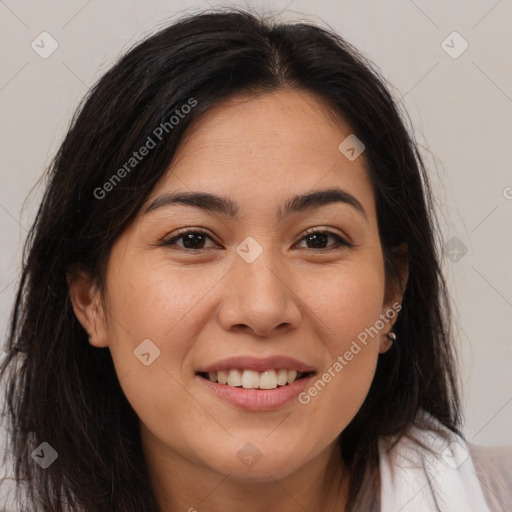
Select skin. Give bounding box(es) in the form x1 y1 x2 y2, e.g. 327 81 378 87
69 88 408 511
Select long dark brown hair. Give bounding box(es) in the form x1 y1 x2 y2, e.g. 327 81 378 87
0 8 462 511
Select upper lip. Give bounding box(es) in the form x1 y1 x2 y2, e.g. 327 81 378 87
196 355 317 374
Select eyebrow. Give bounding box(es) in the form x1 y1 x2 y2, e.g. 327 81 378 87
144 187 367 221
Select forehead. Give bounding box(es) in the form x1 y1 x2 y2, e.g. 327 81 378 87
148 89 375 220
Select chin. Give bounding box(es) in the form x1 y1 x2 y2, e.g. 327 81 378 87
204 449 305 482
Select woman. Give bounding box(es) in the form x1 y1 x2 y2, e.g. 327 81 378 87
1 8 510 512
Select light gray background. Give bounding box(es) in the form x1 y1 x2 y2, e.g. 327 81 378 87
1 2 511 491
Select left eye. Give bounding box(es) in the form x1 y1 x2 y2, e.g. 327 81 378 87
162 229 351 251
295 230 351 250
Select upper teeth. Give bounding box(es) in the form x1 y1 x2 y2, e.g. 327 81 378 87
206 369 304 389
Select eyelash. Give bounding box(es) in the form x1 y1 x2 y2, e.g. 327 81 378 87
161 227 353 251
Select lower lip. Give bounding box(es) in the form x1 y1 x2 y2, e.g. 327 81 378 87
196 374 315 411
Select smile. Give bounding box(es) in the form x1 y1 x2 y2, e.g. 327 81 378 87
197 369 313 389
196 370 316 411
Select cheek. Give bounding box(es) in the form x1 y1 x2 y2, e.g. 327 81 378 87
100 264 203 417
106 257 226 351
296 259 385 423
303 259 386 350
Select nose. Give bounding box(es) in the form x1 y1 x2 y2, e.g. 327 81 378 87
216 248 302 337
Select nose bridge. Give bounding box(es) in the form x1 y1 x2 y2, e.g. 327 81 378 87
244 251 284 298
236 239 288 305
217 238 301 335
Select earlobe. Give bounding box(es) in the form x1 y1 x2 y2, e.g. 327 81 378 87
379 331 396 354
66 269 109 348
381 243 407 355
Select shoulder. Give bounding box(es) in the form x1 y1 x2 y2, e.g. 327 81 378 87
467 442 512 512
378 410 511 512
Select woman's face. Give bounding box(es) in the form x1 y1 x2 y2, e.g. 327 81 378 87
71 89 403 484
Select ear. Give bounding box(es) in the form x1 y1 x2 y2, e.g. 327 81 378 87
380 242 409 354
66 268 109 348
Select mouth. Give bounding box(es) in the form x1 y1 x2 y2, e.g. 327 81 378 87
195 369 317 411
196 369 316 390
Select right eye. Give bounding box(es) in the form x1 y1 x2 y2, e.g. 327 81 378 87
161 229 219 250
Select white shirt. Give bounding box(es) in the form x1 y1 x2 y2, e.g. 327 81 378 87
379 411 512 512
